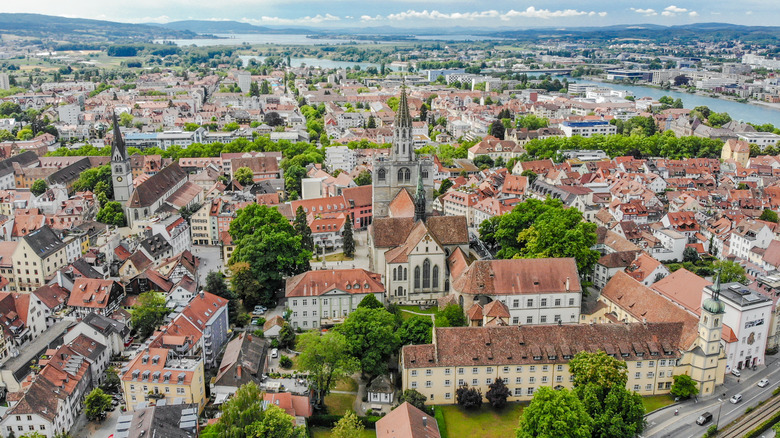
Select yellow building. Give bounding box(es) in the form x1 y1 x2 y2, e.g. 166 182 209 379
721 139 750 167
401 319 725 404
121 347 206 413
12 226 68 292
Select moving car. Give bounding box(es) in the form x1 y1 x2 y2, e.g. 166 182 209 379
731 369 741 378
696 412 713 425
758 378 770 388
729 394 742 404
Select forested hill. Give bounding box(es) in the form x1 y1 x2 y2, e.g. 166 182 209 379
0 13 197 41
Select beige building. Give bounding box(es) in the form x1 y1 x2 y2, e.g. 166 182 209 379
401 316 726 405
12 226 68 292
121 347 206 413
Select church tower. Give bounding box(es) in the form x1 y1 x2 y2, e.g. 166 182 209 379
371 85 434 218
693 269 726 396
110 112 133 203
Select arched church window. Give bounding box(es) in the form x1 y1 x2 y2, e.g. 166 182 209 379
404 168 411 182
422 169 429 179
414 267 420 289
404 267 408 281
433 265 439 289
393 267 397 281
378 168 386 182
423 259 431 289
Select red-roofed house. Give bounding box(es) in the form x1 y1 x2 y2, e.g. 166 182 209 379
67 279 124 318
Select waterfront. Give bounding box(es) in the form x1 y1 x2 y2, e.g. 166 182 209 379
569 78 780 126
156 34 383 46
238 55 383 70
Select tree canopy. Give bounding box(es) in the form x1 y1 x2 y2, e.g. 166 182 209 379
399 315 433 345
568 351 628 389
516 387 592 438
336 307 400 377
297 331 359 409
130 292 169 338
84 388 113 421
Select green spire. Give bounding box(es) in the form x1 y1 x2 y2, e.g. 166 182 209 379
712 267 721 301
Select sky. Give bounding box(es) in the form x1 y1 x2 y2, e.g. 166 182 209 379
1 1 777 28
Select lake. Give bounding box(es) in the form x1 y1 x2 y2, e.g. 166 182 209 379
567 78 780 126
156 34 382 47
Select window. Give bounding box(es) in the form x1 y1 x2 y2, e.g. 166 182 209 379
458 368 464 375
426 381 432 388
529 366 536 372
527 299 533 307
513 299 519 308
515 388 523 396
526 316 533 324
445 392 452 399
569 298 575 306
540 316 547 323
445 368 452 375
378 168 386 181
411 370 418 377
660 360 666 366
529 377 536 383
554 315 561 322
292 300 297 306
445 379 451 386
458 379 465 386
556 375 563 382
527 388 535 395
541 376 548 383
432 265 439 289
516 377 522 384
486 367 494 373
542 365 549 372
472 379 478 385
540 298 547 307
636 362 642 368
411 381 418 388
426 369 432 376
556 365 563 371
512 317 519 324
516 366 523 372
633 385 640 391
404 268 408 280
486 378 492 384
635 372 641 379
647 372 654 378
555 299 561 306
472 367 479 374
648 361 655 367
423 259 431 288
414 267 420 289
503 367 510 373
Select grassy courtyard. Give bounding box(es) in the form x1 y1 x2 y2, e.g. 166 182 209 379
310 427 375 438
438 403 524 438
642 394 675 413
397 305 438 321
324 392 356 416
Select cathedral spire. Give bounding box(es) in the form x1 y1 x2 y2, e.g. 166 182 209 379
111 111 128 161
395 82 412 129
414 161 426 222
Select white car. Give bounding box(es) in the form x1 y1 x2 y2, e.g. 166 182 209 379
270 348 278 358
729 394 742 404
758 378 770 388
731 369 741 378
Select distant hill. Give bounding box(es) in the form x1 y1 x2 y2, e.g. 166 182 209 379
161 20 318 35
0 13 196 41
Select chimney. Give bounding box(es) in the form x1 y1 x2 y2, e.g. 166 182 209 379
422 417 427 427
565 277 570 291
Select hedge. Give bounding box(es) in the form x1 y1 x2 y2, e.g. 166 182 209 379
308 414 381 429
433 406 449 438
744 408 780 438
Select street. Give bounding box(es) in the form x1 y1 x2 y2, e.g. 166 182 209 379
645 354 780 438
191 245 224 284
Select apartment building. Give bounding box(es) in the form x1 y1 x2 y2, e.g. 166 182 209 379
559 120 617 138
121 348 206 413
13 226 68 292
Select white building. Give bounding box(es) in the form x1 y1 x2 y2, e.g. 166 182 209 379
737 132 780 150
150 215 192 256
57 104 80 125
237 71 251 93
452 258 583 326
325 146 357 174
285 269 386 329
704 281 773 372
559 121 617 138
0 73 8 91
730 220 774 262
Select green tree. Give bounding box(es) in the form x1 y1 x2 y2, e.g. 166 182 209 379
234 166 254 185
354 170 372 186
434 178 453 197
298 331 359 408
331 411 365 438
229 204 311 306
399 315 433 345
96 201 127 226
223 122 240 132
456 385 483 409
486 377 511 408
260 80 270 95
84 388 112 421
473 155 495 169
577 384 645 438
516 387 592 438
119 112 134 128
357 294 383 309
293 206 314 252
249 81 260 97
247 404 305 438
397 389 428 412
284 163 307 197
760 208 779 223
520 170 538 184
130 292 169 338
714 260 747 284
184 123 200 131
516 115 549 130
568 351 628 388
707 112 731 128
212 382 265 438
682 246 700 263
478 216 501 252
206 270 239 324
337 307 400 377
30 179 48 196
670 374 699 399
342 217 355 258
230 261 263 308
100 366 121 393
278 323 296 349
489 120 505 140
437 304 467 327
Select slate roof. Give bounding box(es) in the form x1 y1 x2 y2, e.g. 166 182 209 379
23 225 64 259
213 332 267 389
371 216 468 248
127 162 187 208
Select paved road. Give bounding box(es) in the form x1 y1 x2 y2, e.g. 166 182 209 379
644 354 780 438
69 404 121 438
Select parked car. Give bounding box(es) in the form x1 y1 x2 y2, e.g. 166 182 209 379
253 306 266 315
730 394 742 404
731 369 741 378
696 412 713 425
270 348 278 358
758 378 770 387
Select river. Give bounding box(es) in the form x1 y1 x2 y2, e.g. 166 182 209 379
567 78 780 126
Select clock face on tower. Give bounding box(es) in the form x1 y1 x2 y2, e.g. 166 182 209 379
116 176 123 182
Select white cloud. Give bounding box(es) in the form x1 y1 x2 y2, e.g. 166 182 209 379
241 14 340 26
631 8 658 16
661 5 693 17
746 11 753 15
689 11 698 17
362 7 606 22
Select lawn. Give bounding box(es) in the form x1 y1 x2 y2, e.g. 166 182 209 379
398 305 438 321
324 392 356 415
310 427 375 438
333 377 359 392
438 403 524 438
324 253 354 262
642 394 675 413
